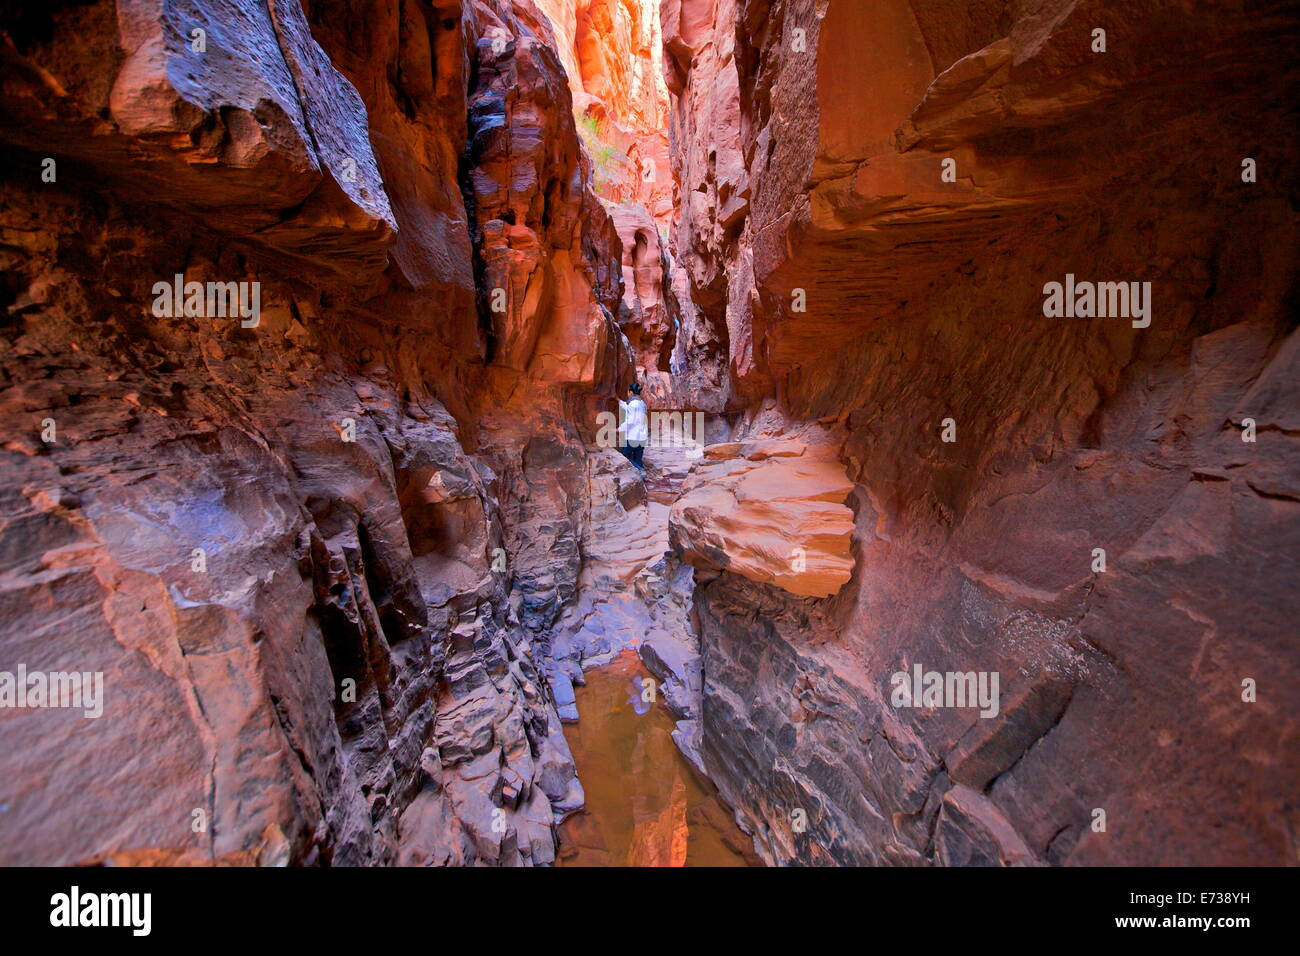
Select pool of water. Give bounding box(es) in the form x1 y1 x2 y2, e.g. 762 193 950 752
556 649 759 866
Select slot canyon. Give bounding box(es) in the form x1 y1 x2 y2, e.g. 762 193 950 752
0 0 1297 869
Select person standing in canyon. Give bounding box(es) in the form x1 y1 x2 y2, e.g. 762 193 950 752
618 382 649 471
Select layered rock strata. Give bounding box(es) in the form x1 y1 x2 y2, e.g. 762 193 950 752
0 0 631 866
671 427 855 599
663 0 1300 865
535 0 672 217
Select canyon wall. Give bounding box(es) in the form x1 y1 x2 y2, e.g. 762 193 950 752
0 0 635 865
533 0 685 405
1 0 1296 870
664 0 1300 864
535 0 672 218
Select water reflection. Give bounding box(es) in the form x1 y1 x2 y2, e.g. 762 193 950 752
627 675 653 715
556 649 759 867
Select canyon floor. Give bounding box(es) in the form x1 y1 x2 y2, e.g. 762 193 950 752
0 0 1297 868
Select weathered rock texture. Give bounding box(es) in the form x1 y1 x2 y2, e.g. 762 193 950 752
0 0 639 866
2 0 1297 872
533 2 682 393
664 0 1300 865
671 424 854 598
609 202 676 377
535 0 672 217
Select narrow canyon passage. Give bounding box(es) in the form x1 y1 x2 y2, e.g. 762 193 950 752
0 0 1297 872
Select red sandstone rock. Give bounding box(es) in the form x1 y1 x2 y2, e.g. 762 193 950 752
0 0 634 867
608 202 675 375
664 0 1300 867
671 431 855 598
0 0 1296 874
536 0 672 218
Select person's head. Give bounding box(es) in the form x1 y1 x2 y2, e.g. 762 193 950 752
629 382 642 397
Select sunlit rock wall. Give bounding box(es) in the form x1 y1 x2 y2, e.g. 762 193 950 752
536 0 672 218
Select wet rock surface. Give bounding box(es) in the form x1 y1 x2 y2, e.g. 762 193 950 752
555 648 757 866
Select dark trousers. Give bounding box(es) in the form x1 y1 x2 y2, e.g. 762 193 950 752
621 442 645 468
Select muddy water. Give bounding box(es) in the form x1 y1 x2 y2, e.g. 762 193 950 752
556 649 759 866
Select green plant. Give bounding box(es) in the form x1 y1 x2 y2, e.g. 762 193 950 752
575 114 627 196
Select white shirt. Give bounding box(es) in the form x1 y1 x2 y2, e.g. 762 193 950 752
618 397 649 442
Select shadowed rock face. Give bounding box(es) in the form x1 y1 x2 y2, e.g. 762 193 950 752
0 0 1296 871
0 0 633 866
663 0 1300 865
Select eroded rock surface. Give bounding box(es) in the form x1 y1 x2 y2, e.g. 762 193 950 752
671 428 854 598
663 0 1300 866
0 0 632 866
1 0 1296 872
609 202 676 377
535 0 672 218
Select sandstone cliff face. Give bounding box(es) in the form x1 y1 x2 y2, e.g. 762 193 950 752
535 0 672 218
532 1 680 391
663 0 1300 864
671 426 854 598
1 0 1296 871
0 0 633 865
609 202 676 377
